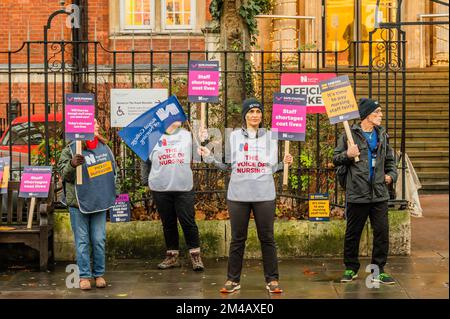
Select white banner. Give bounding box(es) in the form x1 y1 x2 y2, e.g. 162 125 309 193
110 89 168 127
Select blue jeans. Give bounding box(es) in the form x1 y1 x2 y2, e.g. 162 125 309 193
69 207 106 279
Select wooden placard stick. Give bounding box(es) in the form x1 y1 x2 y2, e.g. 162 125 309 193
283 140 290 186
200 102 206 132
343 120 359 162
76 140 83 184
26 197 36 229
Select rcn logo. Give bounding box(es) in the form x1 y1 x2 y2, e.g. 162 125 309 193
239 143 249 152
84 154 96 165
158 139 168 147
156 103 180 121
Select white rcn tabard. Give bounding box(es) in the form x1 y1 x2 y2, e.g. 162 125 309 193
226 129 279 202
148 128 193 192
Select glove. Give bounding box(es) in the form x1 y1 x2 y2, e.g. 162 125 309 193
70 154 85 168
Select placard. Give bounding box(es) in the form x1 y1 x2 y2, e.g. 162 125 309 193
118 95 187 161
309 193 330 222
19 166 52 198
271 93 307 141
0 157 9 194
318 75 360 124
65 93 95 140
188 60 219 103
110 194 131 223
281 73 336 113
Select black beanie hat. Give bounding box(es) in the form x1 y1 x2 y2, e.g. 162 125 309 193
358 98 380 120
242 98 263 120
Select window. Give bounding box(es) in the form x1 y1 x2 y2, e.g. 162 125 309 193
162 0 195 30
120 0 155 30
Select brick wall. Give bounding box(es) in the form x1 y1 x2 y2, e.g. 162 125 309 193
0 0 211 121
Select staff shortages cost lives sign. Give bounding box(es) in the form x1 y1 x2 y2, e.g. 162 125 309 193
188 60 219 103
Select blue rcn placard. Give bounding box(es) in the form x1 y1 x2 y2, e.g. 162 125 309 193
118 95 187 161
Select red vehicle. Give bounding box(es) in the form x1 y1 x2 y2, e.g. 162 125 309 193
0 113 63 166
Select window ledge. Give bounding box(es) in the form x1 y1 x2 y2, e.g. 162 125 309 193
110 31 205 38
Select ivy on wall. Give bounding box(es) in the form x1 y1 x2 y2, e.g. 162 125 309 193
210 0 274 45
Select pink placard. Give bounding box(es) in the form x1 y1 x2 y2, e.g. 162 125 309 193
188 71 220 97
272 104 307 133
65 104 95 134
281 73 336 113
19 166 52 198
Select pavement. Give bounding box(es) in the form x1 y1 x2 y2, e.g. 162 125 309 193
0 195 448 299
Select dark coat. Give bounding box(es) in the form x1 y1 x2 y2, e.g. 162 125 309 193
333 124 397 203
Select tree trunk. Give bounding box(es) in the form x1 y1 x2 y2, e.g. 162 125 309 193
220 0 251 128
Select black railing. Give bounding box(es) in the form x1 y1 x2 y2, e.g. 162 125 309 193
0 34 408 218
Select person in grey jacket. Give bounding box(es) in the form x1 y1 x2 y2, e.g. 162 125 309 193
140 120 204 272
198 97 293 294
333 98 397 285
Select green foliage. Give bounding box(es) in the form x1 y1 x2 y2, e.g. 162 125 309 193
227 100 241 114
239 0 273 45
244 60 255 96
115 142 147 206
209 0 223 21
32 137 64 167
289 174 299 190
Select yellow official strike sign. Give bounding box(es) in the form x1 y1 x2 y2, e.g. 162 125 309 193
87 161 113 179
309 194 330 221
319 75 360 124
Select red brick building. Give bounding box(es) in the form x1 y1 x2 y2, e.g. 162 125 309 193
0 0 213 124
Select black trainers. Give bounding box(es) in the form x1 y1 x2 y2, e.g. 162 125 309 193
372 273 396 285
157 251 181 269
220 281 241 293
190 251 205 272
266 281 283 293
340 270 358 282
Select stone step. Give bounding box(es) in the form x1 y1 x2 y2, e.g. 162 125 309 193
414 161 449 170
384 113 450 120
384 109 449 115
350 73 449 80
356 86 449 93
419 182 449 193
418 180 449 187
393 132 449 139
416 172 449 181
401 140 449 148
355 95 449 103
408 151 449 160
353 81 450 89
386 120 449 128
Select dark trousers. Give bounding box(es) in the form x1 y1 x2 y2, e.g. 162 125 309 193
344 201 389 273
152 190 200 251
227 200 279 283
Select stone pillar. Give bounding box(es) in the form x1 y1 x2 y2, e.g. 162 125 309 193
272 0 297 63
404 0 426 68
303 0 321 68
432 0 449 65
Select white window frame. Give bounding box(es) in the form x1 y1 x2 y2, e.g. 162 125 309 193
120 0 155 31
161 0 196 30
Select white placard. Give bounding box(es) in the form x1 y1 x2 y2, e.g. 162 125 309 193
110 89 168 127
